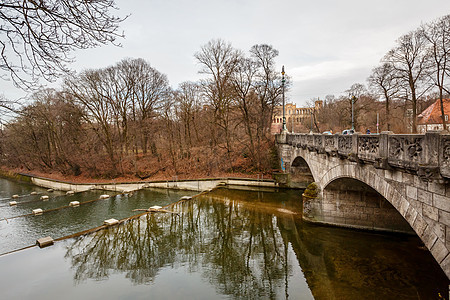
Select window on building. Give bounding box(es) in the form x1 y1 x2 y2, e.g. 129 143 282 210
445 115 449 121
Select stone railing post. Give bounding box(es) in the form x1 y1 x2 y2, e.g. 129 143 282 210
375 131 392 169
349 133 359 161
417 131 441 181
424 131 440 165
439 134 450 178
276 133 287 144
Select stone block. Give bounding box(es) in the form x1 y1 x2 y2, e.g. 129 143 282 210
414 175 428 191
359 213 369 220
434 194 450 213
66 190 75 195
412 214 428 236
423 204 439 221
439 210 450 227
384 170 393 180
430 220 447 242
398 198 410 216
40 195 49 201
406 186 418 200
428 181 446 196
69 201 80 207
323 211 333 217
431 239 448 263
421 225 439 250
404 205 418 224
368 172 376 187
392 170 403 182
363 207 374 214
446 226 450 250
403 173 415 185
391 181 406 197
390 192 401 208
408 199 422 212
386 186 396 203
439 254 450 280
9 201 17 206
99 194 110 200
417 189 432 205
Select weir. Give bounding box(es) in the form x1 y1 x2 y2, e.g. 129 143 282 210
276 131 450 278
24 175 277 193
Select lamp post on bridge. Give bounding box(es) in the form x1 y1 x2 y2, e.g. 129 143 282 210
351 95 356 131
281 66 288 133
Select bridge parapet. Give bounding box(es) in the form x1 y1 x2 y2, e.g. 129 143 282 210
278 131 450 182
276 131 450 279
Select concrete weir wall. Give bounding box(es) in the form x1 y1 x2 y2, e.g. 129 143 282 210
27 175 277 193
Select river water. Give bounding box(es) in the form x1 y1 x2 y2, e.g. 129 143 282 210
0 178 448 299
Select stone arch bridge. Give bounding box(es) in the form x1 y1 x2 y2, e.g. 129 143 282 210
276 131 450 278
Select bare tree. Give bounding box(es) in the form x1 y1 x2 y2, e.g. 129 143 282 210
423 15 450 130
195 39 242 169
2 89 87 174
174 81 204 151
0 0 124 88
64 69 121 175
249 44 283 139
384 30 430 133
231 57 258 166
368 63 399 131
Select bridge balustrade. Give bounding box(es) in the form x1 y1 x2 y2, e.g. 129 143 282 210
278 131 450 182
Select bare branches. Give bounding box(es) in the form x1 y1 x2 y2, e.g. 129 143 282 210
0 0 125 88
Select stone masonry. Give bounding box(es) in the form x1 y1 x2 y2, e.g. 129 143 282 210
276 131 450 279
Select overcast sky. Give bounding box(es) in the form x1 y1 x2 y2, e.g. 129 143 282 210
2 0 450 106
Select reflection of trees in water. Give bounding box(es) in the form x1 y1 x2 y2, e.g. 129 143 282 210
64 195 296 298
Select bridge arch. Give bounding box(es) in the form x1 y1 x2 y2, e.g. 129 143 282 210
320 164 420 233
290 156 315 188
277 133 450 278
317 163 445 265
321 176 414 233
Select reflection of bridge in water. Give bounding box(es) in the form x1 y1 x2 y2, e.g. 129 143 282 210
276 131 450 279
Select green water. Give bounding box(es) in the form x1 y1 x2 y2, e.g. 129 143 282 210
0 179 448 299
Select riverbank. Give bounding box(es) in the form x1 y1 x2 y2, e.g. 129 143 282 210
0 167 271 185
0 167 277 192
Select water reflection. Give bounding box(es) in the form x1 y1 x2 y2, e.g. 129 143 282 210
64 188 449 299
0 178 197 254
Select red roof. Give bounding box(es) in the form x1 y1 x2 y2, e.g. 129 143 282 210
417 99 450 125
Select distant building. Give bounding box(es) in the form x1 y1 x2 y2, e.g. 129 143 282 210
417 99 450 133
271 100 323 134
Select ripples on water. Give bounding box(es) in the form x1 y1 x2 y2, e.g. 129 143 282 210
0 179 448 299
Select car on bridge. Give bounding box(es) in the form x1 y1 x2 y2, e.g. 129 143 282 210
342 129 354 135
